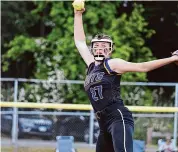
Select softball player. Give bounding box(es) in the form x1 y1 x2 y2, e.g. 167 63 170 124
74 8 178 152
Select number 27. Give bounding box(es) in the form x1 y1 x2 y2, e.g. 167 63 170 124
90 85 103 101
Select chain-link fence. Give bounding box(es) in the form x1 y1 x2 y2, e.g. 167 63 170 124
1 109 177 151
1 78 178 151
1 109 93 142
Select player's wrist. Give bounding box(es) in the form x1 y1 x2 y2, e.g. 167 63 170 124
74 13 83 17
170 55 178 63
74 9 85 15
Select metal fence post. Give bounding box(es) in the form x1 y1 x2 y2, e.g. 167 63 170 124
12 79 18 145
89 110 94 145
173 84 178 147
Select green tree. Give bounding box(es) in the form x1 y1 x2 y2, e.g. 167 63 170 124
1 1 35 48
2 1 155 104
1 1 39 78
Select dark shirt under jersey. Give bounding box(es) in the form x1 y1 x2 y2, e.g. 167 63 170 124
84 58 124 112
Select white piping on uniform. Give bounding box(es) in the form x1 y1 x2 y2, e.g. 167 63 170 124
117 109 127 152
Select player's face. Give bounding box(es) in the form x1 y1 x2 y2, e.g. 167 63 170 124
93 42 111 57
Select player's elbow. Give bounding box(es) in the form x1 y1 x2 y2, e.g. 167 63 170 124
74 40 87 48
74 39 79 46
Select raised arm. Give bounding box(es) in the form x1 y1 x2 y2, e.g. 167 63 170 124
74 9 94 66
109 50 178 74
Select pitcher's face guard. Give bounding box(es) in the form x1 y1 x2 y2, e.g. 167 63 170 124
90 38 114 62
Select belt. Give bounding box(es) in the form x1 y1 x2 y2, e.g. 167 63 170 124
95 102 124 119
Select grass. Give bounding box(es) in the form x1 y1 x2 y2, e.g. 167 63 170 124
1 147 95 152
1 147 54 152
1 145 159 152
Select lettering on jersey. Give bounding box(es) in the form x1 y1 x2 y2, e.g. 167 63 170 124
84 72 104 87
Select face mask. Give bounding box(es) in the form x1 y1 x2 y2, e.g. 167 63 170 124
92 48 111 61
90 38 114 62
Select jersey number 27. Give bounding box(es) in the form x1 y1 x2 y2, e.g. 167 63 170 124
90 85 103 101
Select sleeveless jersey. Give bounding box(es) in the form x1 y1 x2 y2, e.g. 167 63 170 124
84 58 124 112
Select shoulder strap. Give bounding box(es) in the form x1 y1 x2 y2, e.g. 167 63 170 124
86 62 95 75
103 58 115 75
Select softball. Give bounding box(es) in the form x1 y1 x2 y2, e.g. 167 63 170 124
72 0 85 11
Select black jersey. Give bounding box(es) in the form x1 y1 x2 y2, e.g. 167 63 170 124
84 58 124 112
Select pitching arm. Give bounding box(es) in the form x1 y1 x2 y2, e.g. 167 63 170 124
74 9 94 66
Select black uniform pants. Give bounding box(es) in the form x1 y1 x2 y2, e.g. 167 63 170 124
95 104 134 152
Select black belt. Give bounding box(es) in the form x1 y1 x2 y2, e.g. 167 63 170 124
95 102 124 119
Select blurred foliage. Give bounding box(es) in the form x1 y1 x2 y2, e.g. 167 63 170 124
121 86 153 106
134 117 148 140
134 117 174 141
2 1 156 104
1 2 38 52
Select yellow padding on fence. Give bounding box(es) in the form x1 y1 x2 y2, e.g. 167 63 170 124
0 102 92 110
0 102 178 112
